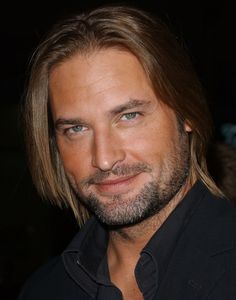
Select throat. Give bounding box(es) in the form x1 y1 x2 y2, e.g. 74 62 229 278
107 241 144 300
106 181 192 299
106 215 161 300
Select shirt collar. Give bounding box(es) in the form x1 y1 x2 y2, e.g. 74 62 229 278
140 180 206 284
62 180 206 295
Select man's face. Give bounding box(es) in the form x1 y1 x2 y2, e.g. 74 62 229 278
49 48 192 226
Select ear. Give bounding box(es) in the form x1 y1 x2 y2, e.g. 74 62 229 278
184 121 192 133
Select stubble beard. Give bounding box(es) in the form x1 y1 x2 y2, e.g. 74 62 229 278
70 133 190 227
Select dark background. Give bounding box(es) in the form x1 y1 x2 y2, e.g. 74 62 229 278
0 1 235 299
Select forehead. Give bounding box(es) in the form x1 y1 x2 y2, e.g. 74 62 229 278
49 48 159 119
50 48 150 88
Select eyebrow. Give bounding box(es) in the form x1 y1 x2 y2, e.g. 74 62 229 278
55 117 85 130
108 99 151 116
55 98 151 130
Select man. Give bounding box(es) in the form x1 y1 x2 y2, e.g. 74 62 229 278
19 5 236 299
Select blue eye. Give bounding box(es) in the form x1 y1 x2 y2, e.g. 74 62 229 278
71 125 84 132
121 112 140 121
66 125 87 135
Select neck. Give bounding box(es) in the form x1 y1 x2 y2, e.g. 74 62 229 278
106 178 193 299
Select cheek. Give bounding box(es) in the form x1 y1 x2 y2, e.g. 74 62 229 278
57 138 91 179
121 128 162 163
127 119 179 166
129 120 173 152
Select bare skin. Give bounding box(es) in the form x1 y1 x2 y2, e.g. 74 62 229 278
49 48 193 299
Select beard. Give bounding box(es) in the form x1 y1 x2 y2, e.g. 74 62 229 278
69 131 190 227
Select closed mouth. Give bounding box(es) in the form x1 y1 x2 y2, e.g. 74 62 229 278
94 173 141 194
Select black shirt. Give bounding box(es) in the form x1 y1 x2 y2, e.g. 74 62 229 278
18 181 236 299
64 181 202 299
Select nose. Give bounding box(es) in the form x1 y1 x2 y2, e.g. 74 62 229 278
91 129 125 171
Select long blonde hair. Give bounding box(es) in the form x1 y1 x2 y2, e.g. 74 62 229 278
24 5 222 225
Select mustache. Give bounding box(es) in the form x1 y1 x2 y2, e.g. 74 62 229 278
81 162 152 186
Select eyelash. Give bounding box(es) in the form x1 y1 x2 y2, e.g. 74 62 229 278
64 124 87 135
62 112 142 137
120 112 141 121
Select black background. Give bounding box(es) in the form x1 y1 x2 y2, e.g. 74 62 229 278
0 1 235 299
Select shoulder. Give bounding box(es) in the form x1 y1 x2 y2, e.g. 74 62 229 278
196 182 236 220
18 254 90 300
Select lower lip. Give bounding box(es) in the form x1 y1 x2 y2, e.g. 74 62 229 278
95 174 140 195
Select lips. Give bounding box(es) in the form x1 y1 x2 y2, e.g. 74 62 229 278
94 173 140 195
